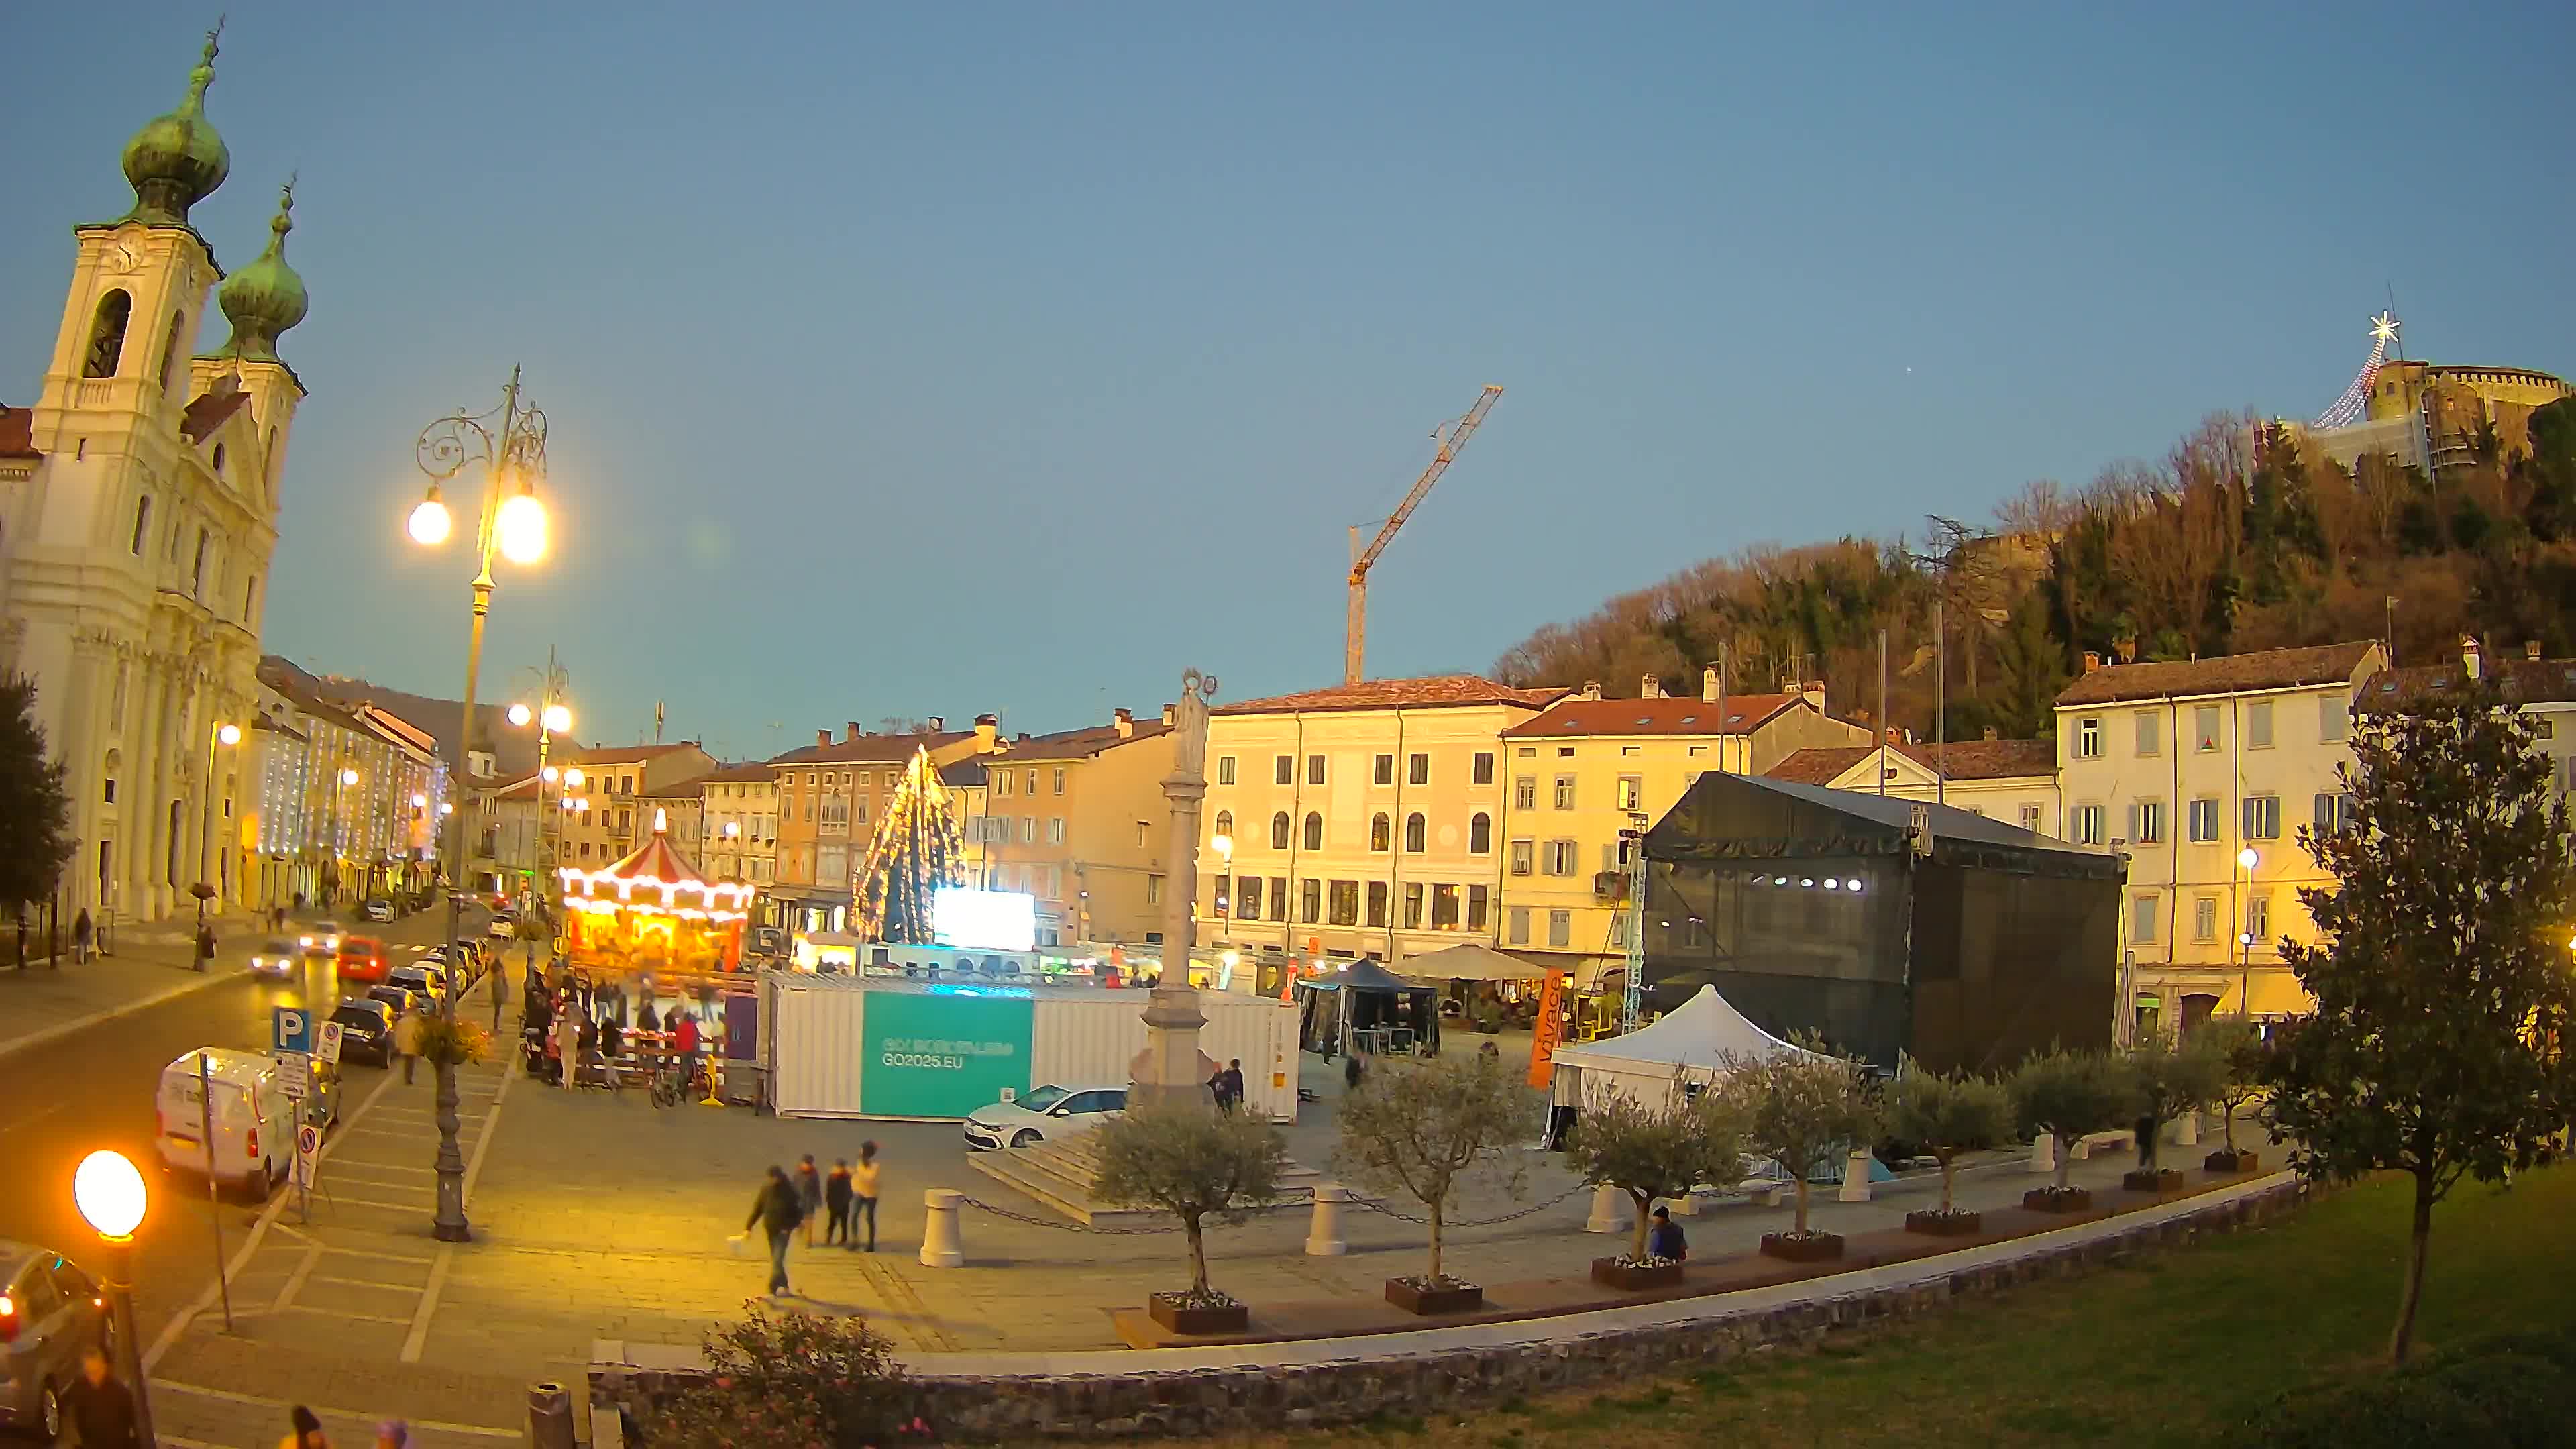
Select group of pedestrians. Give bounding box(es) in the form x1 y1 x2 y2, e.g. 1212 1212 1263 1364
741 1142 885 1297
1205 1057 1246 1113
62 1352 396 1449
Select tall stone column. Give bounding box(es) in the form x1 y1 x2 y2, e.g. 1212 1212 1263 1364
1134 669 1218 1111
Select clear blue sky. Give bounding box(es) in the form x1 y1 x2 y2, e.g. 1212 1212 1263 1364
8 3 2570 761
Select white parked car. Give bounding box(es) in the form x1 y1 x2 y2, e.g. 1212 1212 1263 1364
962 1083 1128 1151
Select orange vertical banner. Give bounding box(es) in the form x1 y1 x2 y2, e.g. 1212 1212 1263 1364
1526 967 1568 1089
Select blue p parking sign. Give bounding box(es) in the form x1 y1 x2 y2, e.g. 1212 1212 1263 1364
272 1005 315 1055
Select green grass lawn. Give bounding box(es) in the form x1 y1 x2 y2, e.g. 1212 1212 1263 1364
1203 1164 2576 1449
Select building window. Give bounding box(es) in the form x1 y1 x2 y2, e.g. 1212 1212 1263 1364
2075 717 2102 759
2194 896 2218 942
1239 877 1264 919
1052 768 1065 794
1509 839 1533 875
1508 906 1531 945
1366 880 1389 927
1216 755 1236 785
1302 812 1323 851
2128 799 2164 845
1301 878 1322 924
1307 754 1326 786
1048 817 1065 844
1553 775 1576 810
1473 751 1495 785
1268 877 1289 922
1547 909 1570 948
996 770 1012 797
2312 792 2357 834
1468 812 1492 854
1213 809 1232 841
1328 880 1359 926
1274 755 1294 786
1271 812 1291 849
1514 776 1537 810
1404 812 1426 852
191 529 209 598
103 775 117 804
1373 753 1394 786
1543 839 1579 875
2074 804 2104 846
2131 894 2159 944
2246 701 2275 749
2019 803 2044 835
129 495 152 555
2134 711 2160 757
2194 706 2222 752
2320 696 2349 743
1431 883 1460 929
1558 746 1574 757
1024 769 1038 796
1466 883 1488 932
2188 797 2220 843
2243 794 2282 841
1020 816 1036 843
1616 775 1642 811
1407 753 1430 786
2245 893 2271 945
1403 883 1424 928
1370 812 1391 851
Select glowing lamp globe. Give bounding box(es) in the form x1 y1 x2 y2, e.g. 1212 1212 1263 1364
564 767 584 787
74 1150 147 1239
541 704 572 733
411 793 428 808
507 704 533 728
340 769 359 786
2237 848 2259 871
440 802 455 815
407 496 453 546
216 723 241 747
495 493 548 565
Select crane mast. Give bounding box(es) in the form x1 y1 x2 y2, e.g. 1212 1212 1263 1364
1344 384 1503 686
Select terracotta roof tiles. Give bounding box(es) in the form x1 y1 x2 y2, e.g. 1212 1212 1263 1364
766 732 971 766
0 405 37 460
1215 675 1567 716
1767 738 2057 786
998 717 1172 759
180 389 250 443
2053 642 2381 707
1499 692 1805 739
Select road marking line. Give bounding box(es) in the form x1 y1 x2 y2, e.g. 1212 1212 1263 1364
158 1434 244 1449
276 1303 413 1326
0 965 249 1063
321 1159 438 1174
272 1245 321 1312
313 1244 437 1266
400 1246 451 1362
145 1068 402 1373
148 1380 519 1437
319 1194 435 1212
0 1100 68 1136
309 1273 423 1292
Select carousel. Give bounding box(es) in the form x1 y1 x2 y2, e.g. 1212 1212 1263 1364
556 809 758 983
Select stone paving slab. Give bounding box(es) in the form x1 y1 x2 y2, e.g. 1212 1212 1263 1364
0 939 244 1057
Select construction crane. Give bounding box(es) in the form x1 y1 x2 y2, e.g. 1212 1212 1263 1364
1344 384 1503 685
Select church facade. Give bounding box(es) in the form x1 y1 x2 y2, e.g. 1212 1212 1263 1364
0 26 311 922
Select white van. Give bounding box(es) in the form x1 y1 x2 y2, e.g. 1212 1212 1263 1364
154 1049 299 1195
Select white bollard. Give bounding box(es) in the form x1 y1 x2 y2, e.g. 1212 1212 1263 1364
918 1188 964 1269
2029 1132 2056 1175
2175 1110 2200 1147
1585 1183 1623 1234
1305 1185 1348 1256
1837 1149 1873 1203
2070 1134 2092 1161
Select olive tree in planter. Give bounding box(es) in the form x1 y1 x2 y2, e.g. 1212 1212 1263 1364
1886 1069 2013 1236
2123 1029 2224 1193
1562 1073 1748 1289
1091 1099 1288 1335
1334 1052 1532 1314
2010 1048 2137 1212
2193 1017 2269 1173
1719 1039 1880 1263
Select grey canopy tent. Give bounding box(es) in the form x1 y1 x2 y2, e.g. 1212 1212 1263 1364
1294 959 1442 1056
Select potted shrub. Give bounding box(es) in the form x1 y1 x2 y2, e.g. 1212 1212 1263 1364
1092 1099 1289 1335
2195 1017 2268 1173
1721 1038 1881 1263
1336 1053 1532 1314
2124 1029 2222 1193
1562 1071 1748 1289
1888 1069 2013 1236
647 1305 917 1449
2011 1048 2137 1212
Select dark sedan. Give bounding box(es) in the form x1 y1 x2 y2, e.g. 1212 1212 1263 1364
329 999 396 1066
1 1242 112 1442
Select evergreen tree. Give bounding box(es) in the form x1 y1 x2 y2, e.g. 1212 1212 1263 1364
0 676 75 938
2262 676 2576 1365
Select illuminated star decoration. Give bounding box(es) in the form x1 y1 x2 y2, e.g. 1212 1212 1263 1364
2314 311 2402 431
2370 311 2400 347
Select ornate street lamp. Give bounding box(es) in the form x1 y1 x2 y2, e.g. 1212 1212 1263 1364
409 367 551 1242
72 1150 154 1449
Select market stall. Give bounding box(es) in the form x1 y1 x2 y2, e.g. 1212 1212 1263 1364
1546 983 1834 1110
1294 958 1442 1057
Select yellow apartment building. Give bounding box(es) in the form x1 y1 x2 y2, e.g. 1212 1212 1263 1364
698 761 778 885
554 742 717 873
1200 676 1568 969
2053 641 2386 1034
1766 735 2062 837
1494 672 1872 983
967 707 1177 947
767 719 996 934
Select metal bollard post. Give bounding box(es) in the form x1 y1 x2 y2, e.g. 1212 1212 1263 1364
526 1383 576 1449
1584 1183 1623 1234
919 1187 964 1268
2029 1132 2056 1175
1305 1184 1348 1256
1837 1148 1872 1203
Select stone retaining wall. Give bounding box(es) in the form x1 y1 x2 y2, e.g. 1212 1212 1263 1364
593 1177 2306 1442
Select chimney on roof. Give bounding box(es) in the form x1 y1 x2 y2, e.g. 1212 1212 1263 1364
974 713 998 751
2528 640 2544 661
2462 635 2481 681
2083 651 2102 674
1113 707 1134 738
1580 680 1601 701
1640 675 1662 700
1701 666 1719 704
846 722 864 742
927 716 944 732
1885 727 1902 744
816 729 830 748
1016 733 1031 744
1160 703 1175 727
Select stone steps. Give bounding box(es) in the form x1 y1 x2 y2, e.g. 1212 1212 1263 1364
966 1128 1324 1226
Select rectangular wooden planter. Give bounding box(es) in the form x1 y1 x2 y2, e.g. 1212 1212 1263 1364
1589 1257 1683 1291
2204 1148 2261 1174
2023 1187 2094 1214
1904 1208 1983 1236
1384 1278 1485 1316
2124 1167 2187 1194
1760 1231 1845 1263
1147 1293 1249 1336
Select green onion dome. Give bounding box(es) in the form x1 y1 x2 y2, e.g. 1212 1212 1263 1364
215 182 307 361
119 28 230 227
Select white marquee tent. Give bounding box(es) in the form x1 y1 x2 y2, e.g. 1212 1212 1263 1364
1546 984 1837 1110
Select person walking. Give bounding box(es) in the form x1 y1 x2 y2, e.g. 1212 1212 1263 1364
850 1140 882 1252
1344 1050 1366 1092
741 1165 804 1297
553 1002 580 1090
373 1420 409 1449
1220 1058 1245 1114
674 1010 702 1095
63 1346 141 1449
1206 1062 1230 1113
282 1405 331 1449
393 1006 425 1087
490 949 508 1030
794 1154 824 1246
824 1159 855 1246
72 908 93 965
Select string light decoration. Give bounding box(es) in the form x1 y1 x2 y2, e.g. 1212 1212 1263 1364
2313 311 2402 430
557 812 753 976
851 745 967 943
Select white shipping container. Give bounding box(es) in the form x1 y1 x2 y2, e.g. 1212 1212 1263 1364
1027 993 1299 1121
767 976 869 1117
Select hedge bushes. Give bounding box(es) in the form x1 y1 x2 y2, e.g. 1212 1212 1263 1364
2248 1324 2576 1447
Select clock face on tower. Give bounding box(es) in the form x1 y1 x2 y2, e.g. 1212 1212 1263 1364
105 239 140 274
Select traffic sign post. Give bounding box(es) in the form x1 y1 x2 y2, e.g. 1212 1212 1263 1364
272 1006 315 1055
294 1122 321 1223
315 1020 345 1065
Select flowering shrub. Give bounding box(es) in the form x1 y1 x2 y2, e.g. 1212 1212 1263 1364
649 1307 914 1449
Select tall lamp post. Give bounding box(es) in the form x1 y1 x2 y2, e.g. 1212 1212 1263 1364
409 368 551 1242
2235 846 2259 1017
72 1150 154 1449
197 721 241 920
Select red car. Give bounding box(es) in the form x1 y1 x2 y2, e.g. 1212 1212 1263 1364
335 936 390 984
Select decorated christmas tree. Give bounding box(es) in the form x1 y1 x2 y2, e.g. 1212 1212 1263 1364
851 745 967 943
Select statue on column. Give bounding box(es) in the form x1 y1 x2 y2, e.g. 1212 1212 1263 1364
1133 668 1220 1108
